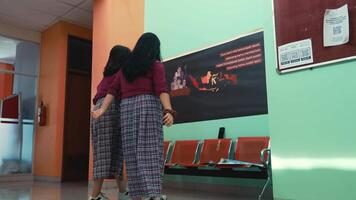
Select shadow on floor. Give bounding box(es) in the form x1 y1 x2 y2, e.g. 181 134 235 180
0 180 273 200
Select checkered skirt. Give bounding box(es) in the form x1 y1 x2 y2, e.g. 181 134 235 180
91 98 123 179
121 94 164 198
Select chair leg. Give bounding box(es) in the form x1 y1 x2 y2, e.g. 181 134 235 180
258 177 271 200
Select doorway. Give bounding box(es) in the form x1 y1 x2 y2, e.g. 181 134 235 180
62 36 92 181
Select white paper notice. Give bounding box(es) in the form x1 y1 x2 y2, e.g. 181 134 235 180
278 39 314 70
323 4 349 47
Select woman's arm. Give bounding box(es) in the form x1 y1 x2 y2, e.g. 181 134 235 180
92 72 121 119
160 92 172 110
159 93 174 127
92 94 115 119
152 62 175 127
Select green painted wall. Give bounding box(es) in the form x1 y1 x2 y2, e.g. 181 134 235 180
144 0 270 190
144 0 270 141
145 0 356 199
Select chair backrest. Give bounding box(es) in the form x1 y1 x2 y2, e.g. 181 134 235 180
199 138 232 164
235 137 269 164
169 140 200 165
164 141 172 163
1 94 20 123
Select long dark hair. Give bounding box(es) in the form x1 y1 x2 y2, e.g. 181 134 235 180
122 33 162 82
103 45 131 77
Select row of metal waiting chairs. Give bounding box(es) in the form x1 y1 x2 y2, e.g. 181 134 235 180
164 137 270 167
163 137 271 200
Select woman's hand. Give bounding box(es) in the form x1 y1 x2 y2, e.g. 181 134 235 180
92 95 114 119
159 93 174 127
163 112 174 127
92 108 104 119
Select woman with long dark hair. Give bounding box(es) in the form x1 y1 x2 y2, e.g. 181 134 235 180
93 33 175 200
90 45 131 200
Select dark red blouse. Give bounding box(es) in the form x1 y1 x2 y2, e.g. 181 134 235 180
108 61 169 99
92 74 118 104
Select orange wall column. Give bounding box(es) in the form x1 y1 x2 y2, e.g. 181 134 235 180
90 0 144 179
34 21 92 181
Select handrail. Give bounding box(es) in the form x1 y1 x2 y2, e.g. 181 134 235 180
0 118 34 124
260 148 271 168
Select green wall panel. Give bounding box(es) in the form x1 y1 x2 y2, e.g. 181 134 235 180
145 0 356 199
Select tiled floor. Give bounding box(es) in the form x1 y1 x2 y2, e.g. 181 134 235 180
0 181 273 200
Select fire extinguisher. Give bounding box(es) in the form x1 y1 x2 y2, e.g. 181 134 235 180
38 101 47 126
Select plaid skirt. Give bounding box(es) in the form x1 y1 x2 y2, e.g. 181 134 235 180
91 98 123 179
121 94 164 198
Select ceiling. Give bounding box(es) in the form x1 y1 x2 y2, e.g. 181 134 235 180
0 0 93 32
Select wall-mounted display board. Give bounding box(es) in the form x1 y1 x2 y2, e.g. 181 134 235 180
273 0 356 73
164 30 268 124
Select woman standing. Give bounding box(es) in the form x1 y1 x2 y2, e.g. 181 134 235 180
90 45 131 200
93 33 175 200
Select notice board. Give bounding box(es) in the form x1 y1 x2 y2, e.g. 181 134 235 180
273 0 356 73
164 30 268 124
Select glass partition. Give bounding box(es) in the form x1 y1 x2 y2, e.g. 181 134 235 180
0 35 39 175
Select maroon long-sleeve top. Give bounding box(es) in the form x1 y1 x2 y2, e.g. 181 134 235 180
92 74 118 104
108 61 169 99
